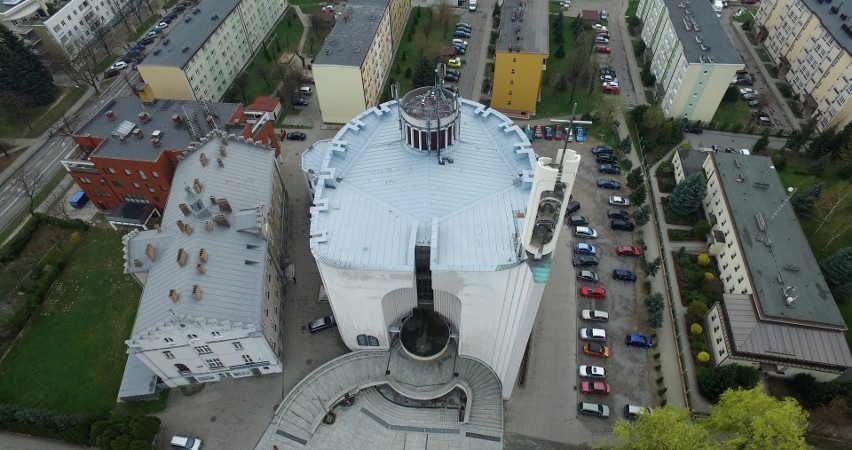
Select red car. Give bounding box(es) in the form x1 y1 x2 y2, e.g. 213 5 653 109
534 124 543 139
580 381 611 395
616 245 642 257
554 124 563 140
580 287 607 298
594 45 611 54
583 342 611 358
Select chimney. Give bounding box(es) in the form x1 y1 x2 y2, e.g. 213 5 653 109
217 158 224 167
199 152 208 166
193 178 202 193
179 203 191 215
196 263 206 274
182 222 193 234
155 224 162 233
176 248 187 266
213 214 230 228
119 136 126 143
133 128 144 139
199 248 209 262
205 220 213 231
145 243 155 261
169 289 180 302
150 138 161 147
106 110 115 120
206 116 214 125
192 284 202 300
138 112 150 123
219 145 227 156
216 198 232 212
172 114 182 125
209 195 217 205
133 259 142 267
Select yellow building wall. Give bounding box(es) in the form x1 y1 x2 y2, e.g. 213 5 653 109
786 16 819 63
137 66 194 100
491 51 546 116
314 65 367 124
811 51 851 104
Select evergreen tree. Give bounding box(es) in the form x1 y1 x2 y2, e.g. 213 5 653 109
554 45 565 58
809 155 830 176
0 26 56 106
630 183 647 207
667 173 706 216
412 57 435 88
572 14 584 36
752 129 770 153
634 204 651 226
627 167 644 190
821 247 852 289
792 182 824 214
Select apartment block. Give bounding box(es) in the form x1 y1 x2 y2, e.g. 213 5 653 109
61 95 281 228
638 0 743 122
674 150 852 381
312 0 410 124
137 0 285 101
756 0 852 131
119 131 287 399
490 0 548 117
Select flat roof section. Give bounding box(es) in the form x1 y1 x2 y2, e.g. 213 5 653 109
496 0 549 54
801 0 852 55
663 0 741 64
312 0 390 68
712 152 845 328
138 0 242 69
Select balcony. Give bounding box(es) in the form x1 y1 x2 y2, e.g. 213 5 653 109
61 159 100 174
708 228 726 256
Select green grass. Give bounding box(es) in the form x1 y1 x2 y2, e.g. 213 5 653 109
0 87 86 138
131 15 162 42
732 8 757 23
536 22 604 118
0 228 143 416
710 98 754 129
222 8 305 103
626 0 640 17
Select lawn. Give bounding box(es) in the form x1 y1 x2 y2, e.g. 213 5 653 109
222 8 305 103
0 86 86 138
710 97 754 129
290 0 325 14
626 0 640 17
0 227 144 416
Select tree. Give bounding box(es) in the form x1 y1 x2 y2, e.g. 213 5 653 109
687 300 709 323
697 363 759 402
698 351 711 363
597 95 623 131
554 17 565 45
567 32 590 102
57 34 103 94
702 385 808 450
438 0 452 32
611 404 718 450
752 129 770 153
792 182 824 214
785 130 805 152
627 168 644 190
554 44 565 58
231 74 249 103
276 56 303 112
572 14 584 36
809 155 830 176
642 105 665 129
412 56 435 88
667 173 707 216
0 25 56 105
634 204 651 226
821 247 852 302
644 292 664 328
11 169 43 215
620 137 632 154
630 183 648 207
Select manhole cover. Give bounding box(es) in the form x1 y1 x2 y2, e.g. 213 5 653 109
210 415 217 423
306 359 313 365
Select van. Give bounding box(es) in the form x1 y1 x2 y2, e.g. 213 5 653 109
298 86 313 96
170 435 202 450
69 191 89 209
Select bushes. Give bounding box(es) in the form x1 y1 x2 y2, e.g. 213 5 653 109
686 300 709 323
697 363 759 402
690 323 703 335
791 373 852 408
645 292 665 328
0 404 92 445
91 415 160 450
0 219 38 263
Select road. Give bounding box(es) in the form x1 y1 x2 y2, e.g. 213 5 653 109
0 72 139 234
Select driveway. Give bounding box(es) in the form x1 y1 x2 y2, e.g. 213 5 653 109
455 0 493 100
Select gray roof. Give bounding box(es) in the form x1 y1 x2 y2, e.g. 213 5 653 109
312 0 390 67
712 152 845 328
676 149 707 178
137 0 242 69
495 0 549 54
77 97 239 162
801 0 852 55
302 97 537 272
663 0 741 64
724 293 852 369
124 135 277 338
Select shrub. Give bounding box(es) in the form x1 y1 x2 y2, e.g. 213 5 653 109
773 154 788 172
696 253 711 266
839 162 852 180
697 364 760 402
691 323 703 335
656 377 665 385
704 272 715 282
697 351 711 363
686 300 709 323
0 220 39 263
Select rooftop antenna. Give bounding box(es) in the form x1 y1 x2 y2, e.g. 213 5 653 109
769 186 798 222
392 83 403 135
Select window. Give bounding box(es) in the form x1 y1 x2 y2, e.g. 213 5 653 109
124 169 132 175
206 358 224 369
112 181 123 187
232 342 243 350
368 336 379 346
164 337 174 344
132 183 140 189
357 335 368 346
242 354 253 363
194 345 212 354
716 337 722 344
147 184 155 193
511 69 515 74
138 170 147 180
187 334 199 340
211 331 221 338
152 171 159 178
719 349 725 356
105 168 116 174
163 351 175 359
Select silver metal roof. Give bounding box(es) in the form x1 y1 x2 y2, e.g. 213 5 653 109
312 0 390 68
124 135 277 338
712 152 845 328
662 0 741 64
302 99 537 272
724 293 852 368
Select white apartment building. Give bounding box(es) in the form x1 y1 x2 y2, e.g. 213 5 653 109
756 0 852 131
679 151 852 382
119 132 287 400
638 0 744 122
137 0 286 101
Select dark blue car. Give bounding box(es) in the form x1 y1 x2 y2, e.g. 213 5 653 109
625 335 653 348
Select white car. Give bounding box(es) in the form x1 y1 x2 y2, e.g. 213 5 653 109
580 327 607 341
593 24 608 32
574 226 598 239
170 435 202 450
111 61 128 70
581 309 609 322
579 365 607 379
603 81 620 89
452 39 468 46
608 196 630 207
157 21 169 28
738 87 755 95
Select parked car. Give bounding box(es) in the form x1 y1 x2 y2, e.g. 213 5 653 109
567 127 574 142
594 45 611 53
286 131 307 141
746 99 760 108
574 242 596 255
613 269 637 281
616 245 642 257
734 77 754 86
447 57 463 67
574 226 598 239
577 270 599 283
580 381 611 395
625 334 653 348
596 154 619 165
578 365 607 379
138 37 155 45
607 208 629 220
573 255 599 267
610 219 635 231
581 309 609 322
452 39 468 46
565 200 581 215
580 328 607 341
597 179 621 190
453 45 466 55
591 145 613 155
457 22 472 29
292 98 309 107
454 30 471 38
594 36 610 44
111 61 128 70
580 287 607 298
593 24 608 31
624 404 651 419
164 12 178 21
608 196 630 207
554 124 563 140
602 81 620 89
534 124 543 139
598 164 621 175
569 215 590 227
170 435 202 450
576 126 585 142
578 402 610 418
738 87 755 96
756 115 773 126
308 315 336 333
103 68 120 79
544 126 554 140
444 72 460 82
583 342 611 358
445 68 461 77
157 21 169 29
684 125 703 134
742 93 758 101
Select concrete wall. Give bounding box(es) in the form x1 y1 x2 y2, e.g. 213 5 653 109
314 65 368 124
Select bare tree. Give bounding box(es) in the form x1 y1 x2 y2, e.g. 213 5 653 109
254 61 277 89
104 0 137 33
232 74 249 103
58 35 103 94
597 95 623 129
816 187 852 232
277 56 303 113
309 12 334 39
438 0 452 33
12 169 44 215
567 32 590 103
53 114 81 138
823 221 852 250
85 17 112 53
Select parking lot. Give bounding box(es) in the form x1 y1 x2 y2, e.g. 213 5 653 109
504 131 653 447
